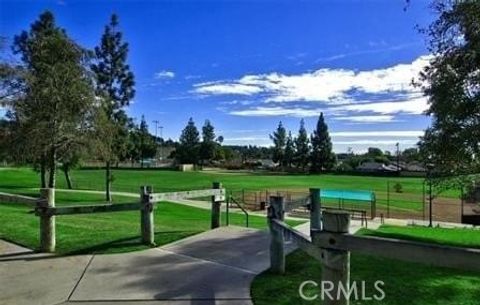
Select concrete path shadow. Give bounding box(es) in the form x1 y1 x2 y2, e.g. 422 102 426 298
1 226 300 305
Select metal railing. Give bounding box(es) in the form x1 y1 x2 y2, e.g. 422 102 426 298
226 194 249 228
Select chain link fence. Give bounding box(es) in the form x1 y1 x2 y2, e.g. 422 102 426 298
231 181 467 224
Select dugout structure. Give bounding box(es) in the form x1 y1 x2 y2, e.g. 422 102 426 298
320 189 376 219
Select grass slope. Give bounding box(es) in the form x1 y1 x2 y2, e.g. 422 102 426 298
251 225 480 305
358 225 480 249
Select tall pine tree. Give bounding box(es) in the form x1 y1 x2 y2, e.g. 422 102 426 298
12 11 94 188
200 120 217 165
294 119 310 171
91 14 135 201
284 131 295 168
138 115 157 168
270 121 287 168
177 118 200 164
310 113 336 173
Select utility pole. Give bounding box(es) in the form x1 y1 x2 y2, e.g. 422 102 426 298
159 126 164 160
396 142 400 174
153 120 160 139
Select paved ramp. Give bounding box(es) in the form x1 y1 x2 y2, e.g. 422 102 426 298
1 227 290 305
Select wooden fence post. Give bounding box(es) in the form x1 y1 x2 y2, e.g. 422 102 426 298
38 188 55 252
211 182 222 229
316 210 350 305
309 188 321 233
268 195 285 274
140 186 155 245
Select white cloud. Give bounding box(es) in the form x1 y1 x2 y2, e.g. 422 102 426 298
223 136 267 142
195 83 262 95
227 95 429 119
229 106 325 117
337 96 428 115
333 139 418 145
330 131 424 137
154 70 175 79
333 115 396 123
194 55 431 105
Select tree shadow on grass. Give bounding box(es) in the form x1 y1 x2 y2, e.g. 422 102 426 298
1 230 204 262
65 230 202 256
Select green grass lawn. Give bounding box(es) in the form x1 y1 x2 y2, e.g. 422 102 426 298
0 196 303 255
0 167 461 213
251 225 480 305
358 225 480 249
0 167 431 194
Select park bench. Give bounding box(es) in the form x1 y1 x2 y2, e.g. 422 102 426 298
287 204 368 228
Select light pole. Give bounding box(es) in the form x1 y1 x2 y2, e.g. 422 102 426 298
153 120 160 139
152 120 164 161
396 142 400 174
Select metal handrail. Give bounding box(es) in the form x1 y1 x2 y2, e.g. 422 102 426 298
226 194 249 228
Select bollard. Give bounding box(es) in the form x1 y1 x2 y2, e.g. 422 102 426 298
315 210 351 305
309 188 322 233
268 195 285 274
140 186 155 245
211 182 222 229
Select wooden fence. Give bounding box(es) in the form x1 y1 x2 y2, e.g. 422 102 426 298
0 192 38 206
268 188 480 305
33 183 225 252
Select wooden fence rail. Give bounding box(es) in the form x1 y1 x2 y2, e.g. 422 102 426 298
150 188 225 203
33 183 225 252
35 202 140 216
0 192 38 206
268 188 480 305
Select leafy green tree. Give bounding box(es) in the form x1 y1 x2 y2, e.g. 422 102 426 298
294 119 310 170
402 147 420 162
284 131 295 168
270 121 287 167
59 148 82 189
138 115 157 167
417 0 480 179
12 11 94 188
200 120 217 165
176 118 200 164
367 147 383 157
91 14 135 201
310 113 336 173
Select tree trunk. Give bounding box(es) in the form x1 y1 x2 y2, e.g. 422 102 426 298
40 156 47 188
105 161 112 202
63 165 73 189
48 148 56 188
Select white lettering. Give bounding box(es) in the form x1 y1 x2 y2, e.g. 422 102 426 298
299 280 318 301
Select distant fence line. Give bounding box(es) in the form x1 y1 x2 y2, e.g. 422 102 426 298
231 180 474 224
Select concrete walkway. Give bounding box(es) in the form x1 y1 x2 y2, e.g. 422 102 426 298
1 220 371 305
0 226 299 305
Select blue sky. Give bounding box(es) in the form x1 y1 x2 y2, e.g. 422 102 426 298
0 0 434 153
